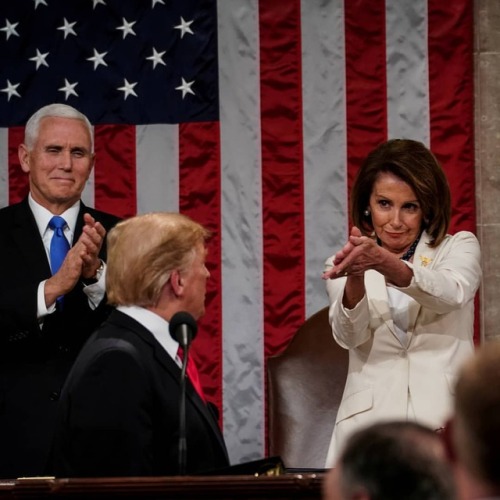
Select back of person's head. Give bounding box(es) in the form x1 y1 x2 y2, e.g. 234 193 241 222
350 138 451 247
106 212 210 308
324 421 455 500
24 103 94 151
452 341 500 494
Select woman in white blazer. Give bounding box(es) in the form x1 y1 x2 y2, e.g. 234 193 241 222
322 139 481 467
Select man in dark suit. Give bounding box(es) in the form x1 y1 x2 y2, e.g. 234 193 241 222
0 103 120 478
51 212 230 477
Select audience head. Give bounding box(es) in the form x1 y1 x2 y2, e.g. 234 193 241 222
106 212 211 320
323 421 455 500
350 139 451 247
450 340 500 497
18 103 95 213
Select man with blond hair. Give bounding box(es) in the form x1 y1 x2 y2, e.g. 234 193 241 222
51 212 229 477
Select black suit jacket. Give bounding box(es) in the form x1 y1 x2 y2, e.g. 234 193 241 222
0 197 120 478
51 310 230 477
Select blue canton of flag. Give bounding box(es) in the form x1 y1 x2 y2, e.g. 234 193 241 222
0 0 218 126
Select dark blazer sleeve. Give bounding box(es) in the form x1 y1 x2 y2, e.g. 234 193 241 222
0 199 121 346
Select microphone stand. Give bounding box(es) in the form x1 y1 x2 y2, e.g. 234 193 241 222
169 312 198 476
178 343 189 475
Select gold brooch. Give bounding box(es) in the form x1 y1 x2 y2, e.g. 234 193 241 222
419 256 432 267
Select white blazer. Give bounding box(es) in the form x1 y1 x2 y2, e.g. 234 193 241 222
324 231 481 466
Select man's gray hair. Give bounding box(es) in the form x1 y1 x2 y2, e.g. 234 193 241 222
24 103 94 152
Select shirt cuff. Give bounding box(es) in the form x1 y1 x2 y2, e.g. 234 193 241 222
82 262 107 309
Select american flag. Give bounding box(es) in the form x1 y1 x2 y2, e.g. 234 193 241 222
0 0 475 465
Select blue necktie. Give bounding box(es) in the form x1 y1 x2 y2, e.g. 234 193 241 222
49 216 70 307
49 216 70 274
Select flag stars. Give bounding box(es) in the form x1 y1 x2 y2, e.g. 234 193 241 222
0 19 20 40
152 0 165 7
1 80 21 101
87 49 108 70
146 47 166 69
175 78 195 99
57 18 77 39
116 18 136 39
58 78 78 100
117 79 138 100
174 17 194 39
33 0 48 8
92 0 106 8
29 49 49 69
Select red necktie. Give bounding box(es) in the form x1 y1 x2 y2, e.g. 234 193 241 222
177 347 206 402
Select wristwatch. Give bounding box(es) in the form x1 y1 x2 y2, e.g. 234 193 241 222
82 260 104 286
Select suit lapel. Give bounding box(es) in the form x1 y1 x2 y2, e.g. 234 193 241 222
365 269 399 341
405 232 439 345
365 231 437 346
108 311 227 456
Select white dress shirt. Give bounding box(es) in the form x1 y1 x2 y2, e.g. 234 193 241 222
29 194 106 320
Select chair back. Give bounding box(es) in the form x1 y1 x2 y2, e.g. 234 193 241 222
267 307 348 469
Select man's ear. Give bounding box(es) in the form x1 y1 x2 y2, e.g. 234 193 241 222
170 270 184 298
18 144 31 173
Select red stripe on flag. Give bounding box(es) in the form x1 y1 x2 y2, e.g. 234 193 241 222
8 127 28 204
428 1 478 344
344 0 388 192
93 125 137 218
178 121 223 415
260 0 306 357
428 0 475 234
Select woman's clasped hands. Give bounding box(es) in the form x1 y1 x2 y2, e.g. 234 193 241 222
322 226 383 280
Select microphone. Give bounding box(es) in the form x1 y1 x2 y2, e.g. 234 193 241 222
169 311 198 349
168 311 198 475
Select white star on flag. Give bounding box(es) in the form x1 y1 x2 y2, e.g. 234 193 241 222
175 78 195 99
29 49 49 70
1 80 21 101
87 49 108 70
0 20 20 40
146 48 166 69
58 78 78 99
116 18 136 39
174 17 194 39
33 0 48 8
92 0 106 8
117 78 138 99
57 18 77 39
152 0 165 7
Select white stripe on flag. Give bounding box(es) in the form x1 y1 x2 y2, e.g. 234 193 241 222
302 0 348 317
386 0 430 143
218 0 265 463
136 124 179 214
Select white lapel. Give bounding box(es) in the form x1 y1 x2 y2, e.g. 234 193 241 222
364 269 399 341
364 231 439 346
405 231 439 344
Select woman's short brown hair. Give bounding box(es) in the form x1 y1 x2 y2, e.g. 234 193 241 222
350 139 451 247
106 212 210 307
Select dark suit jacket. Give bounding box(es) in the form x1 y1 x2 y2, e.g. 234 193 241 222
0 197 120 478
50 310 230 477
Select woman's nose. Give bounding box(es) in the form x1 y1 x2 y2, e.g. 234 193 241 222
390 210 403 227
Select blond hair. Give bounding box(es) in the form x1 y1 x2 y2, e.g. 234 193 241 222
106 212 210 307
